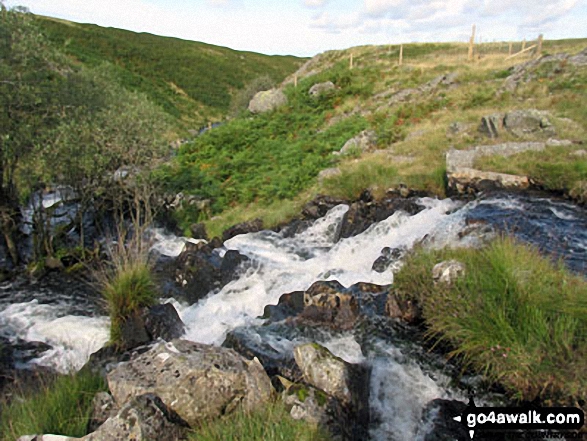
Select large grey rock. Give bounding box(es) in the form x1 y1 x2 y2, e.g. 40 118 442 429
84 393 187 441
478 113 504 138
248 88 287 114
503 109 555 137
309 81 336 97
143 303 185 342
337 130 377 155
107 340 273 428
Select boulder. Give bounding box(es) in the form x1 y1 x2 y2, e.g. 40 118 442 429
107 340 274 428
309 81 336 97
337 130 377 155
248 89 287 114
293 343 370 440
478 113 503 138
84 393 187 441
503 109 555 137
301 280 359 330
432 260 466 286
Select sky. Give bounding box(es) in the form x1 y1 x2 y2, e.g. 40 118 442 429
5 0 587 57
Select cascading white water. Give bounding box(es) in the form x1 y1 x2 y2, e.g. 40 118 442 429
180 198 465 345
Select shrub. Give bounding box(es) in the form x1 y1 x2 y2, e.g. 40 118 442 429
0 369 107 440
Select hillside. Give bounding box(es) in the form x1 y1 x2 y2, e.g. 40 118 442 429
158 38 587 236
34 16 305 129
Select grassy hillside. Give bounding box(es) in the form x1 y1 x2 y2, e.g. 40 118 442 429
158 38 587 236
34 16 305 129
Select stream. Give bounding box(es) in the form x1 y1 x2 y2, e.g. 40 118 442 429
1 191 586 439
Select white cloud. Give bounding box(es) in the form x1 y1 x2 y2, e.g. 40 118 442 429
303 0 329 7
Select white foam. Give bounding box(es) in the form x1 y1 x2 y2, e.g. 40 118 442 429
149 228 206 257
0 300 109 373
181 198 464 345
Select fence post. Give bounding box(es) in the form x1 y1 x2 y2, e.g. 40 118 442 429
522 39 526 52
350 53 353 70
294 74 298 88
468 24 476 61
536 34 543 57
508 42 512 56
399 44 403 66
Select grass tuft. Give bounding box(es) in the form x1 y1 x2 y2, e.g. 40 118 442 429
0 369 107 441
394 236 587 403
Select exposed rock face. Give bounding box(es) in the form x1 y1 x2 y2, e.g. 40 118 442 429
432 260 466 286
386 72 458 105
84 393 187 441
248 88 287 114
309 81 336 97
337 130 377 155
372 246 406 273
107 340 274 428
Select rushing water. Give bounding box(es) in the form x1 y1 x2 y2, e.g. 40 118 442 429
1 192 586 439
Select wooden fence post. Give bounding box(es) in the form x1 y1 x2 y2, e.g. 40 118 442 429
294 74 298 88
350 53 353 70
468 24 476 61
399 44 403 66
536 34 543 57
508 42 512 56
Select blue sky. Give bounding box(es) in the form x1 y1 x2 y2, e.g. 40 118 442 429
6 0 587 56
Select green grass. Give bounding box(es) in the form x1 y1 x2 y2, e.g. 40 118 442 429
394 236 587 404
188 399 331 441
0 369 107 440
34 16 304 128
475 146 587 194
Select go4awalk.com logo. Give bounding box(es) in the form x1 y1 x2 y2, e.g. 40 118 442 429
452 398 585 439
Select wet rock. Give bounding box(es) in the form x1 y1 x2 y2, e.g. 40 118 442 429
107 340 274 428
302 281 359 330
262 290 305 321
302 195 347 220
280 377 332 426
222 327 303 382
156 241 249 304
372 246 406 273
339 197 423 239
87 392 118 433
248 89 287 114
222 218 263 241
143 303 185 342
432 260 466 286
84 393 188 441
272 218 313 238
418 399 469 441
309 81 336 97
